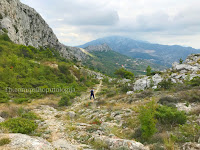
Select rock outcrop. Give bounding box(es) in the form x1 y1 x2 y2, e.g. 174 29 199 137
92 135 149 150
171 54 200 83
0 133 54 150
181 142 200 150
134 74 163 91
134 54 200 91
0 0 86 60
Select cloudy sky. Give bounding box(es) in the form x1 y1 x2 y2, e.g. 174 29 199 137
21 0 200 48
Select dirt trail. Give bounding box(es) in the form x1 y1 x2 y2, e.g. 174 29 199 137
32 80 103 149
71 80 102 109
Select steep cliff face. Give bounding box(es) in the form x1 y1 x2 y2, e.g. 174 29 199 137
0 0 86 60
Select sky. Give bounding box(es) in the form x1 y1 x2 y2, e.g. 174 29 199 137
21 0 200 48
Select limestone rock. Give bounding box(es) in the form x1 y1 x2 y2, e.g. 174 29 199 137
127 91 134 95
67 111 76 119
181 142 200 150
0 133 54 150
0 0 86 60
93 135 149 150
134 74 162 91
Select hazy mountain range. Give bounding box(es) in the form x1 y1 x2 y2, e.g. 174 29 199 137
78 36 200 66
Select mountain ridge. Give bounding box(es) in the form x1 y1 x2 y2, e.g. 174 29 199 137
78 36 200 66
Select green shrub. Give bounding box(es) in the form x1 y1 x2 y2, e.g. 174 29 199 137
180 90 200 103
158 79 173 90
114 68 134 79
146 65 151 76
102 77 109 84
188 77 200 86
136 90 153 98
0 33 11 41
120 83 132 93
155 106 187 125
14 98 29 104
179 58 183 64
0 111 9 119
158 96 179 107
79 76 85 82
177 123 200 142
13 25 19 33
19 45 34 58
139 100 157 140
0 91 9 103
106 90 117 98
2 28 8 33
21 112 39 120
0 117 37 134
0 138 11 146
58 62 71 75
58 95 72 106
0 13 3 19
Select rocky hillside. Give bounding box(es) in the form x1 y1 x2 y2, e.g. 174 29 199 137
134 53 200 91
78 36 200 67
0 0 86 60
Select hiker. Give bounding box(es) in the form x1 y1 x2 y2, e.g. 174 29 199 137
90 89 95 100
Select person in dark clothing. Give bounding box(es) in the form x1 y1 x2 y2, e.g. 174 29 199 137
90 89 95 100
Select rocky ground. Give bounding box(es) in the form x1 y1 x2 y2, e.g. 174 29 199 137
0 54 200 150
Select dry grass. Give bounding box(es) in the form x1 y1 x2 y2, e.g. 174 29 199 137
27 95 60 109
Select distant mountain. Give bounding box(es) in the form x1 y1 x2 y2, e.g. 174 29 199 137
85 43 112 52
78 36 200 66
82 44 165 77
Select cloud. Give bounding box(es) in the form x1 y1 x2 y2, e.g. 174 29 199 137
20 0 200 48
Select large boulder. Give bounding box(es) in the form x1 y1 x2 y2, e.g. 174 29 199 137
134 74 163 91
92 135 149 150
0 133 54 150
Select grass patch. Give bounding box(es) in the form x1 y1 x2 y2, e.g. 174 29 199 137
0 138 11 146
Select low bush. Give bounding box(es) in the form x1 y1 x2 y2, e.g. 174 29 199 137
0 91 9 103
0 138 11 146
158 96 179 107
158 79 173 90
120 83 133 93
21 112 39 120
102 77 109 84
0 13 3 19
177 123 200 142
114 68 134 80
187 76 200 86
14 98 29 104
136 90 153 98
0 117 37 134
89 138 109 150
106 90 117 98
58 95 72 106
179 90 200 103
139 100 158 140
155 106 187 126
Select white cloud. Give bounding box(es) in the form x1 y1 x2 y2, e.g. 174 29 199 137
20 0 200 48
